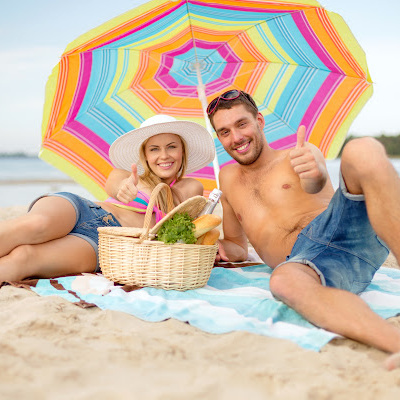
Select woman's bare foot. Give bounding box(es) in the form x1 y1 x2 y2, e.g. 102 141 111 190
384 352 400 370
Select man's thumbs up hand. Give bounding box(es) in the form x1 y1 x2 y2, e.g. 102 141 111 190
296 125 306 149
289 125 317 179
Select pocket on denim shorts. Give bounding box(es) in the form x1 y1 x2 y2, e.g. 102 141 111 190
80 214 119 229
74 214 120 243
350 280 371 294
100 213 120 227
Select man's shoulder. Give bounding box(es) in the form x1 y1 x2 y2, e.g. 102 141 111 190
219 163 240 181
220 162 240 174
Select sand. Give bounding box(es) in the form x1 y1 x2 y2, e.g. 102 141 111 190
1 205 400 399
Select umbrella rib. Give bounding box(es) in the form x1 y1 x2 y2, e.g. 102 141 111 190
199 6 337 73
185 0 200 67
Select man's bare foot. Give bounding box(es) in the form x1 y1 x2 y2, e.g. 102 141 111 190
384 352 400 370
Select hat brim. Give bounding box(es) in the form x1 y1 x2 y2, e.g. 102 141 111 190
109 121 215 175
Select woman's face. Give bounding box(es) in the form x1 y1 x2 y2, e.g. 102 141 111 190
144 133 184 181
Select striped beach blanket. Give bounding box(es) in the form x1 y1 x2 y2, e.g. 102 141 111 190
21 264 400 352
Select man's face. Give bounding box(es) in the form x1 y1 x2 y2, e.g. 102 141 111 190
212 104 265 165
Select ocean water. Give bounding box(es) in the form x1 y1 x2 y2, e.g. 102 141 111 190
0 157 96 207
1 156 400 208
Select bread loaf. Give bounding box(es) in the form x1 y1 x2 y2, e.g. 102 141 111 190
192 214 222 238
196 228 220 245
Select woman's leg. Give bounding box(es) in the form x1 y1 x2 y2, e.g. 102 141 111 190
0 234 97 282
0 196 77 258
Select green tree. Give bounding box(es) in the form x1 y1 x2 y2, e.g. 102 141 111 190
338 133 400 157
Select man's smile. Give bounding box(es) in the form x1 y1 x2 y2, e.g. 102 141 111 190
234 141 250 154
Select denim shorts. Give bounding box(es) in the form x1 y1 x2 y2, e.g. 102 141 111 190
275 173 389 294
29 192 121 271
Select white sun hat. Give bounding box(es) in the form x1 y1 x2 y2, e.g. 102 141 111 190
109 115 216 175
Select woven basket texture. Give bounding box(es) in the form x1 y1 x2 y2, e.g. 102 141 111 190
98 183 218 290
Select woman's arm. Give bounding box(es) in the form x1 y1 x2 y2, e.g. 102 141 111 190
105 164 139 203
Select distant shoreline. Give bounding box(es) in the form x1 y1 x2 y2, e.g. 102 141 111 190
0 179 75 185
0 153 37 158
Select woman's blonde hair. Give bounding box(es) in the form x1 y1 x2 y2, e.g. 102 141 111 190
138 134 188 213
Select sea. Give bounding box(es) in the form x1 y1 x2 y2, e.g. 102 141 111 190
0 157 96 208
1 156 400 208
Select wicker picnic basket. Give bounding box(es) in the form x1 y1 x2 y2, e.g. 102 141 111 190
98 182 218 291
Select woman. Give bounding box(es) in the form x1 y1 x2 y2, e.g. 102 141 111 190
0 115 215 283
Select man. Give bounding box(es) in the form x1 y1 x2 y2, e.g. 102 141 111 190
207 90 400 370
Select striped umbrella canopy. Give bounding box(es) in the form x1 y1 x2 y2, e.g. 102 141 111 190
40 0 372 199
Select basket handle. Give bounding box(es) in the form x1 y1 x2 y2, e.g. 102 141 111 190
139 182 174 243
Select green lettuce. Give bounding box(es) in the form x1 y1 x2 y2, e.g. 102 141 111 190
156 213 196 244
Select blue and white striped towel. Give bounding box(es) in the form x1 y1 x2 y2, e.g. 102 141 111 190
31 265 400 351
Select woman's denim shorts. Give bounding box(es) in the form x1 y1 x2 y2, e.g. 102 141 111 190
29 192 121 271
275 173 389 294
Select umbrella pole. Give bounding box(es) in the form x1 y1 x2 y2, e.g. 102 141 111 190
195 63 220 188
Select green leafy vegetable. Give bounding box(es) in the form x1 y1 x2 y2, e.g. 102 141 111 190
157 213 196 244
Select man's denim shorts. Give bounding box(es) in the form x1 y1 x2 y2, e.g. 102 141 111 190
275 173 389 294
29 192 121 271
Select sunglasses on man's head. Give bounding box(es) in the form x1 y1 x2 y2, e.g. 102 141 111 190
206 89 242 115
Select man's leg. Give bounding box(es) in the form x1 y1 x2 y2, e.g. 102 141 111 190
269 138 400 368
269 263 400 354
340 137 400 263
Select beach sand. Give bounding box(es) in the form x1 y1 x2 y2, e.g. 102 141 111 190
1 205 400 399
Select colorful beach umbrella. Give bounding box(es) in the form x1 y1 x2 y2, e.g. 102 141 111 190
40 0 372 199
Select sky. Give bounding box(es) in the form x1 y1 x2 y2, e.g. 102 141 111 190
1 0 399 154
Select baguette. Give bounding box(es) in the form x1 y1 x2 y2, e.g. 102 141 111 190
192 214 222 238
196 228 220 245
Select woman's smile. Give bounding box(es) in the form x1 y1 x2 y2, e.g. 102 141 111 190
158 162 174 169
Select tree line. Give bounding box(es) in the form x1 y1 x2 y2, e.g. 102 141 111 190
339 134 400 157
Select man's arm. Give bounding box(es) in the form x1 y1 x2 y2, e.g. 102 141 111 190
217 168 248 262
289 125 329 194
